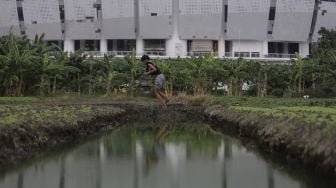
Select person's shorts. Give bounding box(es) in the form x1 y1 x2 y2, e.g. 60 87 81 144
155 74 165 89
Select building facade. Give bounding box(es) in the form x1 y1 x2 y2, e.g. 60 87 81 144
0 0 335 60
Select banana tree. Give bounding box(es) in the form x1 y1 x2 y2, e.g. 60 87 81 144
82 55 98 95
294 53 304 96
49 51 80 96
185 53 215 95
31 34 59 96
125 49 137 97
102 54 121 95
0 33 38 96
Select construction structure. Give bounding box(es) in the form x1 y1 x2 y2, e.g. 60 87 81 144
0 0 335 60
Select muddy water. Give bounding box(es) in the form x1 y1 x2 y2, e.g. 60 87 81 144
0 122 335 188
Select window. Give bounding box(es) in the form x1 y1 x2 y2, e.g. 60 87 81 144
75 40 80 51
93 3 101 10
17 7 24 21
144 39 166 55
224 5 228 22
268 7 276 20
288 43 299 54
59 6 65 21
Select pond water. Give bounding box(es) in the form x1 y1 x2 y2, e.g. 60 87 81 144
0 122 335 188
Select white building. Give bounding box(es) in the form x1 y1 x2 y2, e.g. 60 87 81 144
0 0 335 60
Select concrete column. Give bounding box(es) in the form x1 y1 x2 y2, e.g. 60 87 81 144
166 39 187 57
218 0 226 58
166 0 187 57
299 42 309 58
135 0 144 56
136 38 144 56
218 36 225 58
100 39 107 54
64 39 74 53
261 40 268 58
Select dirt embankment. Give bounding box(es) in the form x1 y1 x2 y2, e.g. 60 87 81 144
0 102 203 165
204 105 336 174
2 100 336 175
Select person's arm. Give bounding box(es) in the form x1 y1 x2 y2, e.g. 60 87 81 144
144 64 157 75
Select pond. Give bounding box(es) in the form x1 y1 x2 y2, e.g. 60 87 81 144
0 122 335 188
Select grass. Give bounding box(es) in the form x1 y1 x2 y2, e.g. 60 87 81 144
230 106 336 125
205 96 336 138
2 95 336 128
0 97 41 104
0 105 123 127
206 96 336 108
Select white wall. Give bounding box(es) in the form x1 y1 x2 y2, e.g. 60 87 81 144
0 0 19 27
0 0 20 36
179 0 222 40
232 40 265 53
139 0 173 39
299 42 309 58
101 0 135 39
272 0 315 41
64 0 100 39
22 0 62 40
227 0 270 40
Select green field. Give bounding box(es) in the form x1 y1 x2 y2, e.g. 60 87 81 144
207 96 336 123
0 104 123 127
206 96 336 139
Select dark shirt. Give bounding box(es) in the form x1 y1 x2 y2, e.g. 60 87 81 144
146 62 161 76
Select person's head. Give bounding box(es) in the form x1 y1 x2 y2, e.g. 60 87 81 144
141 55 150 64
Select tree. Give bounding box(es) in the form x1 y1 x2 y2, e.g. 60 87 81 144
294 53 303 96
0 33 39 96
103 54 121 95
185 53 215 95
310 27 336 97
31 34 60 96
125 49 137 97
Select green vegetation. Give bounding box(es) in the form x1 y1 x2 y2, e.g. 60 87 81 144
0 97 40 103
207 96 336 127
206 96 336 108
232 106 336 127
1 28 336 98
0 105 122 127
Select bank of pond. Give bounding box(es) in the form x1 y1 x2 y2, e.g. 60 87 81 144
0 100 336 188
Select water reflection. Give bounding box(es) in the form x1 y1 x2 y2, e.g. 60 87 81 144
17 172 23 188
0 123 335 188
58 159 65 188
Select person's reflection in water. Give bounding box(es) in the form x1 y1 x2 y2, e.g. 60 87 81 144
267 165 274 188
143 142 165 176
17 172 24 188
59 158 65 188
143 126 170 176
221 137 232 188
